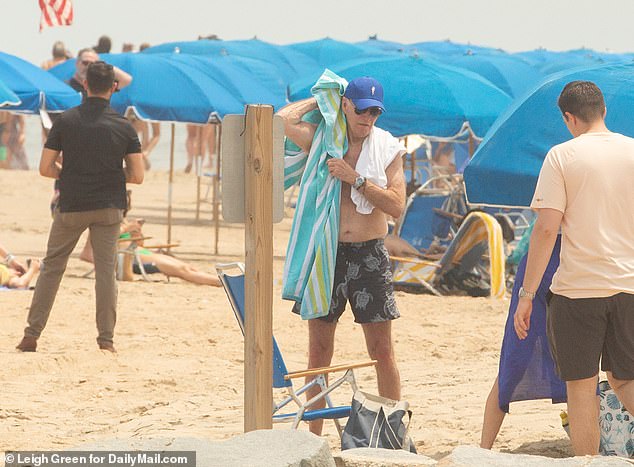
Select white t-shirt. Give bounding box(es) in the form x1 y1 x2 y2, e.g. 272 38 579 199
531 131 634 298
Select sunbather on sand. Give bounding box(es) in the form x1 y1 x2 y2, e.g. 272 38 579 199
0 258 41 289
80 218 221 287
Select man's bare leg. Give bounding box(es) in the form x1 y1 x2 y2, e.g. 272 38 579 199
566 376 600 456
361 321 401 400
606 372 634 415
305 318 337 435
480 377 506 449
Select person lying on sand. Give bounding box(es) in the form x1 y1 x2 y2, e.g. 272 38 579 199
80 218 221 287
0 259 41 289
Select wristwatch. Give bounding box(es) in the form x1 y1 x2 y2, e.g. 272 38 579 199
352 176 366 190
518 286 536 300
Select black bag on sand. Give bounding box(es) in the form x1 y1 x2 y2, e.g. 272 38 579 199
341 390 417 453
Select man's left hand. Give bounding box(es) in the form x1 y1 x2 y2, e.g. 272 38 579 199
514 297 533 340
326 158 356 185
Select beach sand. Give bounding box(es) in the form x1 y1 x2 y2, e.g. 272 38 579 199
0 170 572 459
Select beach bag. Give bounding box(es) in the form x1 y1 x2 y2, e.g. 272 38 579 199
598 380 634 457
341 390 416 453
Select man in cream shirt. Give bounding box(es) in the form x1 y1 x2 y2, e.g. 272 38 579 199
514 81 634 455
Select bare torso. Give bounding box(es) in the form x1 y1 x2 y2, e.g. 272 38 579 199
339 142 389 242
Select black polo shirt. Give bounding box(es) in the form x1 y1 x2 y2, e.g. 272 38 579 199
45 97 141 212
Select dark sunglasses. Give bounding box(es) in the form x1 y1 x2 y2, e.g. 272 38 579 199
354 106 382 117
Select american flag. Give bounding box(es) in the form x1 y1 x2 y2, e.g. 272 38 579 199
39 0 74 32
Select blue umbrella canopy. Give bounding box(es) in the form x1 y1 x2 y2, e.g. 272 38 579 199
514 48 603 75
289 55 511 138
0 51 80 113
356 38 408 53
287 38 389 70
464 62 634 207
142 38 319 84
0 78 20 107
439 52 544 98
50 53 287 122
410 40 506 57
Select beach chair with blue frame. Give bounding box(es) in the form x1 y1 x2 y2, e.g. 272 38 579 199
216 262 376 436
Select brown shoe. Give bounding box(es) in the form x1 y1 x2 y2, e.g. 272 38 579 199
98 342 116 353
16 335 37 352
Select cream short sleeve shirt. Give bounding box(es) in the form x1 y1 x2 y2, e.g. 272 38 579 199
531 132 634 298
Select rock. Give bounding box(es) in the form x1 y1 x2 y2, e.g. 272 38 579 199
73 429 335 467
336 447 437 466
437 445 633 466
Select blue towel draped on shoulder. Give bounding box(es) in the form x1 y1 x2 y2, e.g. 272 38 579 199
498 235 567 412
282 70 348 319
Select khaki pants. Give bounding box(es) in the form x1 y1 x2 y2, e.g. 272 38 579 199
25 208 123 345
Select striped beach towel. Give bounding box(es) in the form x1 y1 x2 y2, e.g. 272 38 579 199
282 70 348 319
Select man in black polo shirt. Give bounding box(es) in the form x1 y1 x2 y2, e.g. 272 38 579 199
16 61 144 353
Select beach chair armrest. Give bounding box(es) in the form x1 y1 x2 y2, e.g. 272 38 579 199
284 360 377 380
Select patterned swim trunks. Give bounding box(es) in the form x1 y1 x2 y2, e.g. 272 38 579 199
293 238 400 323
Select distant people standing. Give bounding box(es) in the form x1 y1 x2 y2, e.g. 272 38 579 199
126 110 160 170
6 114 28 170
94 35 112 54
41 41 70 70
16 61 144 353
138 43 151 52
68 48 132 97
121 43 134 53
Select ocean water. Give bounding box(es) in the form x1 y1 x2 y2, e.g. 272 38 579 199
21 114 197 172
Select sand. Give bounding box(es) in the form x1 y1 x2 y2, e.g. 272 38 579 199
0 169 572 459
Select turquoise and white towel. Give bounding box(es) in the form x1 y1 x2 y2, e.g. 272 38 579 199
282 70 348 319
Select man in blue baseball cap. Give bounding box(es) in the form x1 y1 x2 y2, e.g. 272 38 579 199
278 76 406 435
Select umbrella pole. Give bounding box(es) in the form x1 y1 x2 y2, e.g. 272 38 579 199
468 132 475 157
167 123 175 248
213 123 221 255
195 126 203 221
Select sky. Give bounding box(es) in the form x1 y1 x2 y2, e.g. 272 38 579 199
4 0 634 65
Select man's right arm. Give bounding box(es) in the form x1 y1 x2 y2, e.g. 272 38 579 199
276 98 318 154
124 153 144 184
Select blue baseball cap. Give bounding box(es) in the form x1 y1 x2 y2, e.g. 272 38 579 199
344 77 386 112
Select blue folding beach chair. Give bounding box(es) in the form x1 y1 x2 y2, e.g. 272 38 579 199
216 262 376 436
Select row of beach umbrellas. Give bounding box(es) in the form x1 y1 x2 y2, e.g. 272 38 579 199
2 38 634 209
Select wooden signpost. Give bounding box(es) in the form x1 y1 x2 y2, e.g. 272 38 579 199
220 105 284 432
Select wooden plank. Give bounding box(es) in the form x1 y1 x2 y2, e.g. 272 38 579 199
285 360 378 380
244 105 274 432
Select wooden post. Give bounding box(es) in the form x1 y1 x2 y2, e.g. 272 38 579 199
214 123 222 255
243 105 274 432
167 123 175 247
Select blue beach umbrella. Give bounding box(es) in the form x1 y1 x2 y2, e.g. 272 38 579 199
50 53 286 122
439 52 544 98
287 38 389 71
411 40 506 57
514 48 602 75
464 62 634 207
0 79 20 107
289 55 512 138
143 38 319 84
356 38 408 54
0 51 80 113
